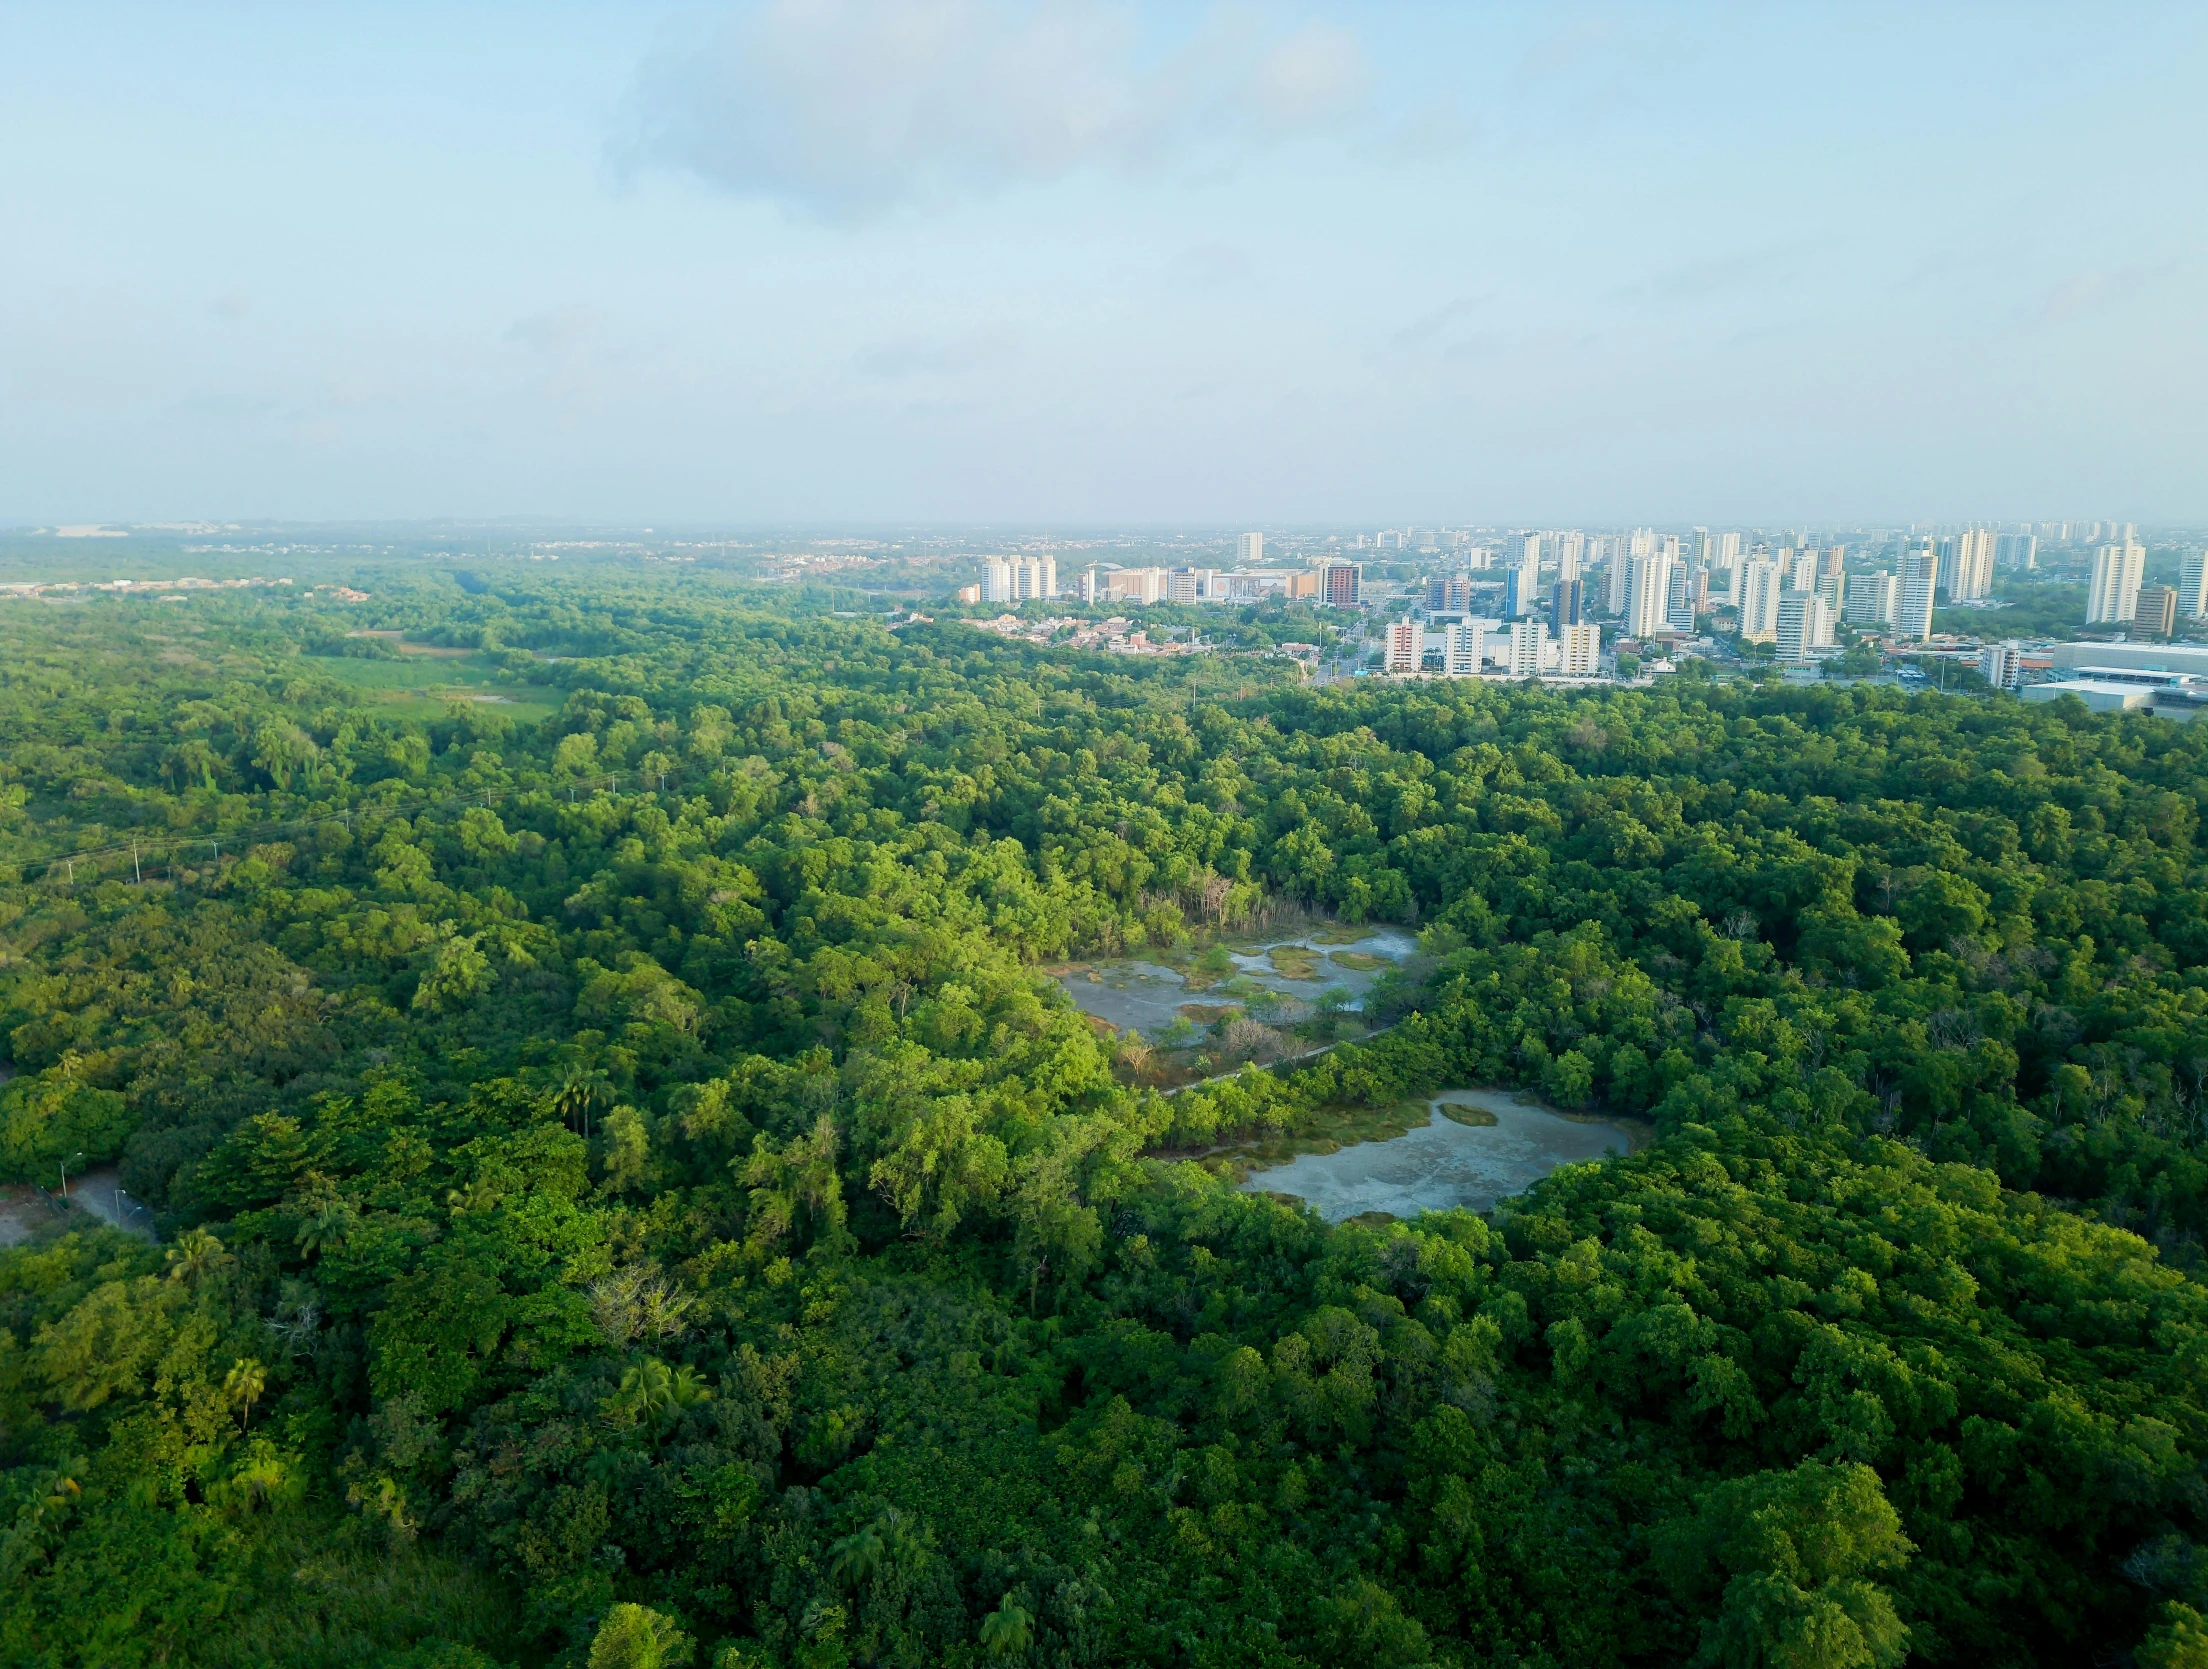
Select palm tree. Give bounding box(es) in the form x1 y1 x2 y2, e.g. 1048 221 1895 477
828 1523 885 1589
831 1506 924 1591
224 1358 268 1430
554 1070 611 1138
602 1358 711 1437
980 1597 1033 1660
165 1226 229 1284
293 1195 360 1258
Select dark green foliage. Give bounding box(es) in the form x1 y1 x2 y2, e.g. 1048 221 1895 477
1 576 2205 1666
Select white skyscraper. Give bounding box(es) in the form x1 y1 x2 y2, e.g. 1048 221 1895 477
1386 618 1421 675
1625 552 1678 639
1816 572 1846 621
1555 532 1585 585
1788 549 1818 591
1942 529 1995 602
1996 532 2038 572
2086 540 2147 624
1505 545 1541 617
2181 552 2208 620
1558 622 1600 676
1737 558 1784 641
1604 557 1630 616
1168 567 1201 605
1980 640 2023 691
1844 572 1900 629
1443 620 1485 676
1666 561 1695 634
982 559 1015 604
1898 547 1940 642
1506 620 1547 676
1238 532 1263 565
1775 591 1833 662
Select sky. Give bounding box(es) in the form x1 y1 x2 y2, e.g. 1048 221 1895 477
2 1 2205 527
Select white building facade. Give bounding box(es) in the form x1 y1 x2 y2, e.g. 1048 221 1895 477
1625 552 1678 639
1557 622 1600 676
1980 640 2024 690
1443 620 1485 676
1386 618 1421 675
2087 540 2147 625
1898 548 1939 642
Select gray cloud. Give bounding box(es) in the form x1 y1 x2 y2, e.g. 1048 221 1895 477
614 1 1370 220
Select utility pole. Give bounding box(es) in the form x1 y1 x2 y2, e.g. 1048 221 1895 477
133 839 141 884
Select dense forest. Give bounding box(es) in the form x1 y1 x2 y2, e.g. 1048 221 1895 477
2 571 2205 1669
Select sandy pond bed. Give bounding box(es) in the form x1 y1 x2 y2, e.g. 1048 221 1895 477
1237 1088 1645 1223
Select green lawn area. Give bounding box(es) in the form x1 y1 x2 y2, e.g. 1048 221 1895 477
309 651 562 720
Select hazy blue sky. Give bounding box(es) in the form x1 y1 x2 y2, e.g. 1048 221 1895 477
4 2 2204 526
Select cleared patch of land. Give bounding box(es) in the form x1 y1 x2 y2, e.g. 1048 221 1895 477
311 650 561 721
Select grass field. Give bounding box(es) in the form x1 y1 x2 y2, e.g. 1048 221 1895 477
309 650 562 721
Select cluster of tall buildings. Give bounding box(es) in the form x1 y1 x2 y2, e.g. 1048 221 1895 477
1073 560 1360 608
2084 532 2147 626
2075 528 2208 636
974 537 1365 611
976 521 2201 671
1386 616 1602 680
1412 523 2048 661
981 555 1057 604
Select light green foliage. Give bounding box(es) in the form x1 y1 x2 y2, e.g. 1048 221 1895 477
1661 1460 1913 1669
590 1602 695 1669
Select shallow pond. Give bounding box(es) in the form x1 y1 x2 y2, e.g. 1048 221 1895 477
1056 928 1415 1037
1237 1089 1641 1223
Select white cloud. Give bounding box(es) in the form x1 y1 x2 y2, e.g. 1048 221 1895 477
1245 23 1366 135
856 324 1022 376
1166 242 1256 294
614 0 1369 219
506 308 602 360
